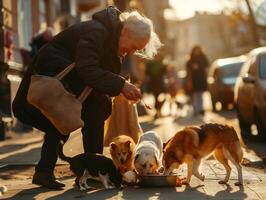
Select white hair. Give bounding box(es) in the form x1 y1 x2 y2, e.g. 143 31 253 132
120 11 162 59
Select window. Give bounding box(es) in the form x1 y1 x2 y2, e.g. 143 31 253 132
219 62 244 78
17 0 32 49
39 0 47 29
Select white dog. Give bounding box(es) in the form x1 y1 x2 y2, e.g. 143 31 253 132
134 131 163 175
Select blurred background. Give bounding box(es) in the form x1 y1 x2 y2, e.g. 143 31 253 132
1 0 266 70
0 0 266 142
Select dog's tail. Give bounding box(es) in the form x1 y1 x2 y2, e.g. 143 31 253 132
57 141 72 163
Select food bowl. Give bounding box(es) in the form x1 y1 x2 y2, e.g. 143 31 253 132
138 173 177 187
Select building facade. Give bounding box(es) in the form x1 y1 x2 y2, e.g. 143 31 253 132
0 0 80 72
168 12 254 69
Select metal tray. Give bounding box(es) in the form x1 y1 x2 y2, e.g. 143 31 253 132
138 174 177 187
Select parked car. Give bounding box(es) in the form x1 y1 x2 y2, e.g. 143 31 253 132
208 56 246 110
234 46 266 140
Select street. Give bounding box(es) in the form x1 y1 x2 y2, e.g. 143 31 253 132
1 0 266 199
1 95 266 200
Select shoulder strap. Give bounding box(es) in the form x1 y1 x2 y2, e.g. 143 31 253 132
78 86 93 103
55 62 92 103
56 63 75 80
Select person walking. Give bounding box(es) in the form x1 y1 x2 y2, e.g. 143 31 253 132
145 56 167 119
186 45 209 116
12 7 161 189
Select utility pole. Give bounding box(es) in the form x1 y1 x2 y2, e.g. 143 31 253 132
245 0 260 46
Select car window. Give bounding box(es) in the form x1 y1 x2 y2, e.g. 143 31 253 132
259 53 266 79
219 62 243 78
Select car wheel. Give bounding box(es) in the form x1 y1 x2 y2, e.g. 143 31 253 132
236 105 251 139
254 108 266 141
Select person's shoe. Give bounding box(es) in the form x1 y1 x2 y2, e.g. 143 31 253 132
32 172 65 189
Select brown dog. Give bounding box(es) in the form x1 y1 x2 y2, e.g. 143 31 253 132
110 135 136 174
163 123 243 185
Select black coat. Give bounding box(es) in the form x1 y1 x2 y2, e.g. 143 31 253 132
186 55 209 92
13 7 125 107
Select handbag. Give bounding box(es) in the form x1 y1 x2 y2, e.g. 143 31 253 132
104 94 142 146
26 63 92 135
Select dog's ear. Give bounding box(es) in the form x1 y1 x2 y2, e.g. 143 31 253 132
125 140 131 148
163 139 171 150
110 142 117 150
163 143 167 150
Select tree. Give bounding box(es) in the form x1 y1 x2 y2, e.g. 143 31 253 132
244 0 259 45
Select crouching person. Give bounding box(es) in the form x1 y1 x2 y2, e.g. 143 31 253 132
12 6 161 189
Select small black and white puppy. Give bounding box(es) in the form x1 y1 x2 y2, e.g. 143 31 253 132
57 141 122 190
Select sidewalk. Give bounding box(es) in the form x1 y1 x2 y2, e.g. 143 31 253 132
1 114 266 199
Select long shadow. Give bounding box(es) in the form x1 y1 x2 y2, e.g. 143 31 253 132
46 184 213 200
0 146 41 165
120 185 214 200
2 183 248 200
3 186 61 200
180 185 214 199
0 164 35 180
214 184 247 200
0 139 42 155
48 184 246 200
243 139 266 170
121 186 177 200
46 183 120 200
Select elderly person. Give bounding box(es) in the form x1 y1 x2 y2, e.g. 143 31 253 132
12 6 161 189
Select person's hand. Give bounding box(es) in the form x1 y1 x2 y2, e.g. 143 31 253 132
121 81 142 102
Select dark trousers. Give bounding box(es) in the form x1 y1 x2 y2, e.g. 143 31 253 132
13 93 112 174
